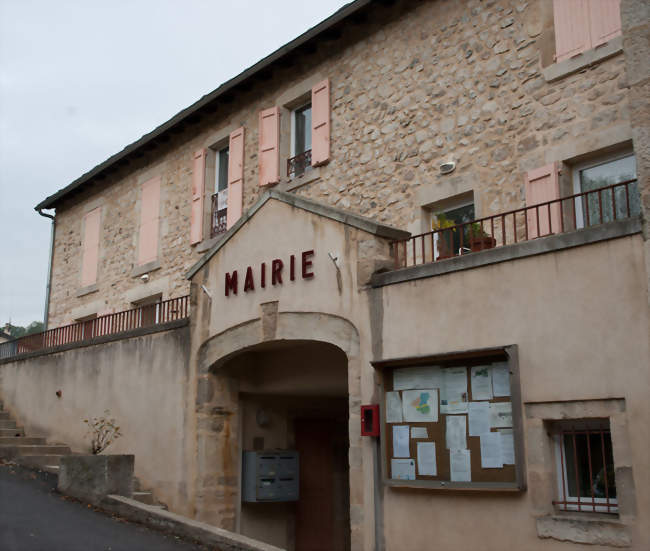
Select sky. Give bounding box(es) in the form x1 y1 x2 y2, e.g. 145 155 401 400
0 0 350 327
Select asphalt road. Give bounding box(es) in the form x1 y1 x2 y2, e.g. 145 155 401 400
0 463 208 551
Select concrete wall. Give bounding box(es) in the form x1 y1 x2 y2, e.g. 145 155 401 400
0 325 193 515
377 233 649 550
47 0 634 328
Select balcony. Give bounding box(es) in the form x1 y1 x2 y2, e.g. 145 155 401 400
391 180 640 270
287 149 312 178
0 295 189 360
211 193 227 238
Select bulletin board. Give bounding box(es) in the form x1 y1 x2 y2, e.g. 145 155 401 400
372 346 525 491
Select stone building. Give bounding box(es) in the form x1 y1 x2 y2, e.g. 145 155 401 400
1 0 649 550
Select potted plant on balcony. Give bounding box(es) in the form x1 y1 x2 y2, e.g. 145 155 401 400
469 222 497 252
57 410 134 505
433 213 457 260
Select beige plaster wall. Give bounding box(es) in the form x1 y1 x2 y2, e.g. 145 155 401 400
47 0 633 329
0 326 192 515
378 234 649 550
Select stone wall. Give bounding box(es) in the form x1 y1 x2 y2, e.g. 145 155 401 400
47 0 633 328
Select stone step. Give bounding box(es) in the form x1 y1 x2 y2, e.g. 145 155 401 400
0 420 17 429
0 445 71 460
0 427 24 437
132 491 155 505
0 436 46 446
15 455 64 469
0 411 10 420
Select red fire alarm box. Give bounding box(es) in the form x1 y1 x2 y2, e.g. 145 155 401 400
360 404 380 437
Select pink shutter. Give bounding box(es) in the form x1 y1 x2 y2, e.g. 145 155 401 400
227 127 245 229
81 208 101 287
525 163 561 238
311 79 331 166
553 0 592 62
138 176 161 265
190 149 206 244
258 107 280 186
589 0 622 47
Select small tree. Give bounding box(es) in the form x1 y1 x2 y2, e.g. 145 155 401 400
83 410 122 454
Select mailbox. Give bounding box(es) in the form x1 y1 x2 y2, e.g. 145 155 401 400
361 404 380 436
242 451 299 502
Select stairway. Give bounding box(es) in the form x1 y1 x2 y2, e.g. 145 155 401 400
0 400 164 507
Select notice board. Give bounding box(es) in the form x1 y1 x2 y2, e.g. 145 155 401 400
373 346 525 490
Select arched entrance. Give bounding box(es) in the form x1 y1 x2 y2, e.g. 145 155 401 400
194 313 359 551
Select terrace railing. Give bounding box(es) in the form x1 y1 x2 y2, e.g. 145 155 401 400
0 295 189 360
392 179 639 270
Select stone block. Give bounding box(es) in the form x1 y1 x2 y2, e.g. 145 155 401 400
58 454 134 505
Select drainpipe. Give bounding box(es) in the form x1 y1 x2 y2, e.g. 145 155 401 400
37 208 55 330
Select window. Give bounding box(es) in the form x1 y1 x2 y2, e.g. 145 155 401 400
572 152 639 228
431 195 475 260
288 103 312 177
75 313 98 340
81 208 101 288
553 0 622 63
132 294 162 327
138 176 161 264
212 145 229 237
552 419 617 513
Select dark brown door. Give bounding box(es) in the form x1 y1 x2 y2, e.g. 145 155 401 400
294 419 350 551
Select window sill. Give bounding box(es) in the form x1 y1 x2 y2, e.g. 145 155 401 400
542 36 623 83
279 165 322 192
197 234 225 254
536 514 630 547
75 283 99 298
131 260 161 278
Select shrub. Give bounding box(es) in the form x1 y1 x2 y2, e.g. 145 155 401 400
83 410 122 454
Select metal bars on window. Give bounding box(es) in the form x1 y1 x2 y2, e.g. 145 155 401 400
287 149 312 177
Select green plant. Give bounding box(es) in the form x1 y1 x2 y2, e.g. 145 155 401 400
83 410 122 454
432 212 457 231
470 222 489 238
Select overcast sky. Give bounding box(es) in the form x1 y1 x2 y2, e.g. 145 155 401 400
0 0 350 326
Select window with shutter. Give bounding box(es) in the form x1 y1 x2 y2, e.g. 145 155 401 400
81 207 101 287
190 150 206 245
138 176 161 265
259 107 280 187
525 163 561 238
311 79 330 167
227 127 245 229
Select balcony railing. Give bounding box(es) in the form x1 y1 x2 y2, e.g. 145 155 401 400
211 193 227 238
0 295 190 360
287 149 312 177
392 179 639 270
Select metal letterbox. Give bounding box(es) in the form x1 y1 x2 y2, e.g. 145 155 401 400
242 450 299 502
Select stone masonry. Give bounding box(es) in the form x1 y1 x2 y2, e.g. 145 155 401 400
48 0 633 327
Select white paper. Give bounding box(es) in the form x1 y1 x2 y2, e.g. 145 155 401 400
393 425 410 458
391 458 416 480
440 367 468 414
393 365 442 391
468 401 491 437
470 365 493 401
445 415 467 450
217 189 228 210
402 389 438 422
480 432 503 468
499 429 515 465
385 391 403 423
491 363 511 397
411 427 428 439
450 449 471 482
490 402 513 428
417 442 437 476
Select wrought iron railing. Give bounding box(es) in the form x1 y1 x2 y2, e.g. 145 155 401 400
287 149 312 177
211 193 227 238
0 295 190 360
392 179 639 270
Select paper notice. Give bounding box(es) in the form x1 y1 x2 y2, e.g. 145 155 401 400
393 425 410 458
386 391 403 423
417 442 437 476
491 363 511 397
411 427 429 439
217 189 228 210
450 449 471 482
391 458 416 480
440 367 468 414
402 389 438 422
445 415 467 450
468 401 490 437
470 365 493 401
490 402 513 428
393 365 442 391
499 429 515 465
480 432 503 468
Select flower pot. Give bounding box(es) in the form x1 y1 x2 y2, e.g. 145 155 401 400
469 236 496 252
58 454 134 505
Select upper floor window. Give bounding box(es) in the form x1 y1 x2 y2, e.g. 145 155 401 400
212 145 229 236
430 194 476 260
289 103 312 177
553 0 621 63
